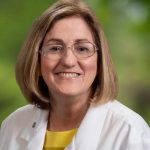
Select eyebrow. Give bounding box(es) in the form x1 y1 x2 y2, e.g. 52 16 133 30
46 38 64 44
45 38 91 44
75 39 91 43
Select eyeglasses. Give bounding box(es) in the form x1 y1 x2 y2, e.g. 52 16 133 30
39 41 98 60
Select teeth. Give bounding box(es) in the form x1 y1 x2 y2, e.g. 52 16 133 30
58 73 79 78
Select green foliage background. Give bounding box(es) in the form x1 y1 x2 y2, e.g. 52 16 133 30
0 0 150 125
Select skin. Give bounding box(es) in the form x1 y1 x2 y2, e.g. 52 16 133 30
41 16 98 131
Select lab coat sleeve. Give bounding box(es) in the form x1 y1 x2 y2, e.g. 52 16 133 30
127 118 150 150
0 118 8 149
127 129 150 149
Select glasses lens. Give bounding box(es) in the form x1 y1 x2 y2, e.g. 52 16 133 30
74 42 95 58
43 44 64 60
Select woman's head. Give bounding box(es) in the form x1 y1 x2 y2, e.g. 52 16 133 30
40 15 98 105
16 0 118 109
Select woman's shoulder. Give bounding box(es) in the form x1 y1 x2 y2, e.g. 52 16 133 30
107 100 150 136
0 104 48 139
92 100 150 149
108 100 147 122
1 104 48 131
10 104 35 114
1 105 34 127
4 105 35 121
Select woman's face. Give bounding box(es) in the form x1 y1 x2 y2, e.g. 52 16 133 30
41 16 97 99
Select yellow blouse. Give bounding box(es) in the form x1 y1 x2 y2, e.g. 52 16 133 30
43 128 77 150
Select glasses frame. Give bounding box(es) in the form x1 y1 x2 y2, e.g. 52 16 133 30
38 41 99 60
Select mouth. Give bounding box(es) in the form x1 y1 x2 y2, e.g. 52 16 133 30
55 72 81 78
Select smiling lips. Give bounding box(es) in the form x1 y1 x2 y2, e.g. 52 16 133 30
56 72 81 78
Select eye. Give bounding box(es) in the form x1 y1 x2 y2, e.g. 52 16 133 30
46 45 63 53
75 45 90 53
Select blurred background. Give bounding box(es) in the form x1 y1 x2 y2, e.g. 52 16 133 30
0 0 150 125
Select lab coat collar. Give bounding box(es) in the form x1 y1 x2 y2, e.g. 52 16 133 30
65 102 110 150
19 106 49 142
19 102 109 150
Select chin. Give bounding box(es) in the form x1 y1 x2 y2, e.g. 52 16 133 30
57 86 90 98
59 90 81 97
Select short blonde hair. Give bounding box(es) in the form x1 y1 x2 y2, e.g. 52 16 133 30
16 0 118 109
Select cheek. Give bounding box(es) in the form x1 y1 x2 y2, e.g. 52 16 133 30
40 58 55 81
82 56 97 81
41 59 49 76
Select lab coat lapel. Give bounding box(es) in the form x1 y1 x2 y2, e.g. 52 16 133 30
19 106 49 150
65 102 109 150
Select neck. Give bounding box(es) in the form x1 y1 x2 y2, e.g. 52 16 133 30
47 94 90 131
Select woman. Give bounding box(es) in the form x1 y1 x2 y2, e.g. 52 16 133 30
0 0 150 149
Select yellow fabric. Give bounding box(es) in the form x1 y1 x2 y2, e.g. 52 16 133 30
43 128 77 150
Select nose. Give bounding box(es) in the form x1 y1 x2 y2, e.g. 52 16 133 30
60 47 78 67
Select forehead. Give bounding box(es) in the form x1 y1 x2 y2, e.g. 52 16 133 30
43 16 94 45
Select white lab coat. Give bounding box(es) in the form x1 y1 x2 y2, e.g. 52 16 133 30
0 100 150 150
